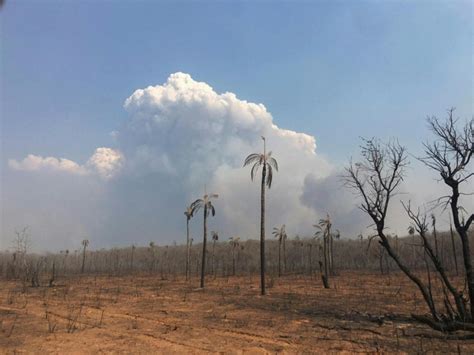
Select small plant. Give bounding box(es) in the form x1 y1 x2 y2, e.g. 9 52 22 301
66 304 83 333
45 310 58 333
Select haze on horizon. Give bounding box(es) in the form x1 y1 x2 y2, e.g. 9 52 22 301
1 1 472 252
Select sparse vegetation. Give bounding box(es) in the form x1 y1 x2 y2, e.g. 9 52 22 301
2 111 473 352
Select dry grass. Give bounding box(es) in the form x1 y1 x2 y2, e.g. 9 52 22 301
1 271 473 353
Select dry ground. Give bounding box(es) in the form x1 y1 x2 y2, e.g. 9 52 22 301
1 271 473 353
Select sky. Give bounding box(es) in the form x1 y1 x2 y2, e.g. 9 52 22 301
1 0 473 252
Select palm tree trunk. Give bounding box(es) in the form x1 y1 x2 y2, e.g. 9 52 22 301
81 246 86 274
186 218 190 281
283 237 286 274
260 165 266 295
330 233 334 275
201 206 207 288
212 240 216 278
278 238 281 277
323 233 329 288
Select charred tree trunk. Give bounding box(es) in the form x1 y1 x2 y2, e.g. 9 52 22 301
450 222 459 276
278 238 282 277
200 205 208 288
186 218 190 281
260 164 266 295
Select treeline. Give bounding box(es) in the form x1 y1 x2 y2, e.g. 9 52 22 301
1 230 472 285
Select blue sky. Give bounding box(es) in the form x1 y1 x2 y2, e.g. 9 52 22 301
3 1 471 162
1 1 473 251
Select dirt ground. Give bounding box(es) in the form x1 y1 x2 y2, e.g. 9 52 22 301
1 271 473 353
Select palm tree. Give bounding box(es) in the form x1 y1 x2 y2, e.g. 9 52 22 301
331 229 340 275
190 192 218 288
184 205 195 281
81 239 89 274
229 236 240 276
211 231 219 278
243 136 278 295
272 225 287 277
314 215 331 288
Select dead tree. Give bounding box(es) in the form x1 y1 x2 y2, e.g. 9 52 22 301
449 217 459 276
345 127 474 332
81 239 89 274
404 202 471 328
344 138 441 327
419 109 474 321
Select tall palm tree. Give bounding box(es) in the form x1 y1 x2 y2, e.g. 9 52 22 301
211 231 219 278
243 136 278 295
81 239 89 274
272 225 287 277
184 205 195 281
190 192 218 288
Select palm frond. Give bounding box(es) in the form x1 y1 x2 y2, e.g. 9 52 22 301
266 165 273 188
190 199 203 213
250 161 260 181
243 153 262 167
268 157 279 171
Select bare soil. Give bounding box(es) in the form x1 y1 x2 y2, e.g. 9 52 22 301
1 271 473 353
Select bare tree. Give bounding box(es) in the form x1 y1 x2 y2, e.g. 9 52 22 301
243 136 279 295
81 239 89 274
431 214 439 260
419 109 474 321
148 242 156 273
403 202 472 328
130 244 136 272
346 130 474 331
344 139 440 319
190 191 218 288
